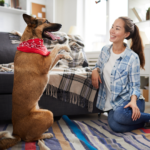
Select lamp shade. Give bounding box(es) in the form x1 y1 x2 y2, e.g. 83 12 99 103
68 26 77 35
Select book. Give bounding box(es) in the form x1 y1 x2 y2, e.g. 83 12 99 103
16 0 19 7
132 7 146 22
132 8 142 22
11 0 14 8
10 0 19 8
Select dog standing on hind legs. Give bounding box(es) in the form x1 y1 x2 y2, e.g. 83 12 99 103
0 14 72 150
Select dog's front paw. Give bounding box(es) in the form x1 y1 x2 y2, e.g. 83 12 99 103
38 140 50 150
47 133 53 138
38 139 45 145
64 45 71 52
45 129 49 133
54 44 62 50
64 55 73 61
54 44 71 53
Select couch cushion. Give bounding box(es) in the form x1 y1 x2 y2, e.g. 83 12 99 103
0 32 19 64
0 72 14 94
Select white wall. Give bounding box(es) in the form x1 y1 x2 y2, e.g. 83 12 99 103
0 13 21 32
54 0 63 25
54 0 77 33
76 0 84 38
62 0 77 33
109 0 128 29
45 0 55 22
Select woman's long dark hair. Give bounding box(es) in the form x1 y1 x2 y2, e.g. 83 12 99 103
119 17 145 69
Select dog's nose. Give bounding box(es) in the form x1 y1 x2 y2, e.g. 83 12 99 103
58 24 62 28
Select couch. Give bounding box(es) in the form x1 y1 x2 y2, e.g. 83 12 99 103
0 32 101 121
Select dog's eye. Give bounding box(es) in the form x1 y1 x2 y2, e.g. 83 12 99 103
45 20 49 23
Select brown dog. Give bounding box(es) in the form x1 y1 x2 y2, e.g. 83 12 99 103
0 14 72 150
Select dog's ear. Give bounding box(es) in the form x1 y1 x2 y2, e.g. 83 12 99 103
23 14 37 28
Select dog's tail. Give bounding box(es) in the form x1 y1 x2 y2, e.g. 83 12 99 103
0 131 21 150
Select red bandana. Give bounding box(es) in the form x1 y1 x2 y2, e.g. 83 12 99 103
17 38 50 56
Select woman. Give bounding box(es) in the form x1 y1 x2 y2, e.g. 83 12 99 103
91 17 149 132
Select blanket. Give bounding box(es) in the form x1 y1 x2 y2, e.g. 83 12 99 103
46 67 96 112
0 32 96 112
1 115 150 150
0 63 14 72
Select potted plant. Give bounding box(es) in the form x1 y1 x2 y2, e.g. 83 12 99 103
146 7 150 20
0 0 5 6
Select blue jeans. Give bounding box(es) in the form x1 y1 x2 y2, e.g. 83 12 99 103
108 99 150 132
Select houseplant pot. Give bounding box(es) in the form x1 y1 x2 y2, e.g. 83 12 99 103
146 7 150 20
0 0 5 6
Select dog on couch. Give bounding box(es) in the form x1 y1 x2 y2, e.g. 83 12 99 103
0 14 72 150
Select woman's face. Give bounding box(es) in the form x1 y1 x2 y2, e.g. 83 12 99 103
109 19 130 43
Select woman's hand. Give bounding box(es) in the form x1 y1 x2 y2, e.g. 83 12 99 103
91 68 102 89
124 96 141 121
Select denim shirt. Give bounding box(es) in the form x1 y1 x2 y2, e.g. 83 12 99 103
94 44 141 111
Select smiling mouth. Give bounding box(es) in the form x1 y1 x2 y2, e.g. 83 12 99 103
110 35 116 38
42 26 61 40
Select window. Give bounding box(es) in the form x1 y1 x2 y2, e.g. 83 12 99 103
84 0 128 52
84 0 107 52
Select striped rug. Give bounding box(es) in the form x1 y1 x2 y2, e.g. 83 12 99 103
1 115 150 150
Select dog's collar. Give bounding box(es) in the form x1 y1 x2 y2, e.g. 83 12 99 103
17 38 50 56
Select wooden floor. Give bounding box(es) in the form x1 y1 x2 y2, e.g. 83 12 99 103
1 103 150 124
69 102 150 122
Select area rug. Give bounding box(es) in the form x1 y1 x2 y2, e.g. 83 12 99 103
1 115 150 150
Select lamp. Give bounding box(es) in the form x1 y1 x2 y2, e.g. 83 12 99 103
68 26 78 35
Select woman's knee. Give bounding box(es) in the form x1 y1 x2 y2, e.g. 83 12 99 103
108 110 123 132
108 119 126 133
113 99 145 124
137 99 145 112
113 106 132 124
